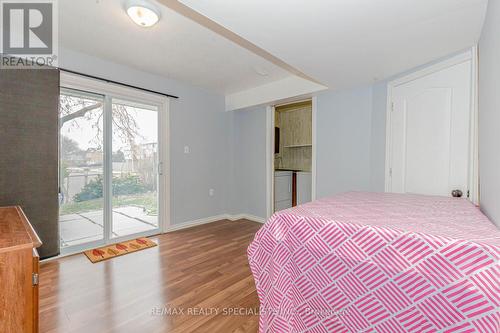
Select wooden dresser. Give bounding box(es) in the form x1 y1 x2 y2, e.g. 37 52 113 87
0 206 42 333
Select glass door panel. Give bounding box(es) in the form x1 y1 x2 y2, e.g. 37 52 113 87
59 82 165 254
111 99 159 238
59 89 105 248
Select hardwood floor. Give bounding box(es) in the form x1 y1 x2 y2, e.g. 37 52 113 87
39 219 262 333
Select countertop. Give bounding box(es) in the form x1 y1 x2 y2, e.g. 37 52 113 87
275 169 311 173
0 206 42 253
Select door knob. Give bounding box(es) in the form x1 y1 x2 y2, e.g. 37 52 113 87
451 189 463 198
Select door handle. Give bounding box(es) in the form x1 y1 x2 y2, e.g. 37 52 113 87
451 189 463 198
158 162 163 176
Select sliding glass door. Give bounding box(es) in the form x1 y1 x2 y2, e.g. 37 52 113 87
59 83 167 254
59 89 105 248
111 99 159 238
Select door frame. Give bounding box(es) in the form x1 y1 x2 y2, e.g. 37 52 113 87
385 47 479 203
266 97 317 218
59 71 170 256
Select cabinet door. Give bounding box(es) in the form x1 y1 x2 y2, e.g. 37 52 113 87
297 172 312 205
275 199 293 212
275 174 292 202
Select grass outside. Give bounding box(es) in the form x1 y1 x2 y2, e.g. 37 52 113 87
60 192 158 215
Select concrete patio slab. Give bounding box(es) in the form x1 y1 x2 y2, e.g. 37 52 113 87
59 205 158 248
114 206 158 226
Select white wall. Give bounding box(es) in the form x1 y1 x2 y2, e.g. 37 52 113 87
316 87 373 198
478 0 500 226
59 48 232 226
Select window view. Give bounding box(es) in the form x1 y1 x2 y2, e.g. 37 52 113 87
59 90 161 249
59 90 104 247
111 100 159 238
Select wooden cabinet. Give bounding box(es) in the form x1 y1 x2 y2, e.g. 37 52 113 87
0 206 42 333
275 101 313 172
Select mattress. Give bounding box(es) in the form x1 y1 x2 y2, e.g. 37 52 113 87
247 192 500 332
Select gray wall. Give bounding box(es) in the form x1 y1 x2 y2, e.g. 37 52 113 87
316 87 373 198
478 0 500 226
369 82 388 191
60 48 232 226
0 69 60 258
229 107 267 218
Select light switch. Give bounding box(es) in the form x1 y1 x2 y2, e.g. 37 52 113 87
184 146 190 154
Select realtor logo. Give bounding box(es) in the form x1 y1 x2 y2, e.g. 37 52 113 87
0 0 58 68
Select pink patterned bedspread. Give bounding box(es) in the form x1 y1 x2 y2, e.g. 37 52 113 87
248 192 500 332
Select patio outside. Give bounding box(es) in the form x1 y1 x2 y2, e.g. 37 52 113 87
59 194 158 247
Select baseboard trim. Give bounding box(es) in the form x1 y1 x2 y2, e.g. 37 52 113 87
165 213 266 233
165 214 230 232
227 214 266 224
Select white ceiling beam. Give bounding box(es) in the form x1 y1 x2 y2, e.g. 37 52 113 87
225 76 327 111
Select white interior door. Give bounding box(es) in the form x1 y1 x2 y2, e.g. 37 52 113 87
387 57 473 198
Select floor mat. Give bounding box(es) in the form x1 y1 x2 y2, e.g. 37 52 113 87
84 238 157 263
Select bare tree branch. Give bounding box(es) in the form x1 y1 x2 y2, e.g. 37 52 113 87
59 102 103 128
59 95 143 149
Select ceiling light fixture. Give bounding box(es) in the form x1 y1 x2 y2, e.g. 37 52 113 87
126 0 160 28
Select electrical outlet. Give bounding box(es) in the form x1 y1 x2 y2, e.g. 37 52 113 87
209 189 215 197
184 146 190 154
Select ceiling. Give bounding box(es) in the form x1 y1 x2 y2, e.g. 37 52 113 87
178 0 488 90
59 0 290 94
60 0 488 96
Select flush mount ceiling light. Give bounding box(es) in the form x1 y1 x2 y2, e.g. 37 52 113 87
126 0 160 27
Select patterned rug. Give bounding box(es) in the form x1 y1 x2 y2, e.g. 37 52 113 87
84 238 157 263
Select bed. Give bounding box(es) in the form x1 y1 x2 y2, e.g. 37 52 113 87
248 192 500 332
